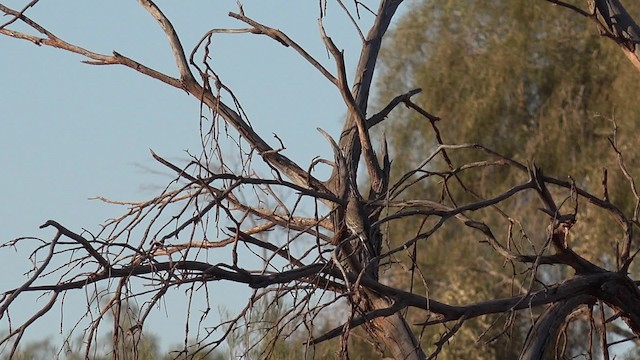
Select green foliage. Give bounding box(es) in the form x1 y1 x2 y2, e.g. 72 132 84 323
1 338 57 360
2 301 223 360
2 332 223 360
374 0 640 358
221 292 387 359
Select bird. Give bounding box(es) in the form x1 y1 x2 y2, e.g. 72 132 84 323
345 190 373 257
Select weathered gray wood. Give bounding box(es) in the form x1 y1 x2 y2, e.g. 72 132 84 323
593 0 640 70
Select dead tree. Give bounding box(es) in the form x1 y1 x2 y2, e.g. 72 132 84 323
1 1 640 359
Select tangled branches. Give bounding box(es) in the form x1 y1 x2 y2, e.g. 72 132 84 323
2 1 640 359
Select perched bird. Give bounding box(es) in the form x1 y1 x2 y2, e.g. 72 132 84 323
345 190 373 257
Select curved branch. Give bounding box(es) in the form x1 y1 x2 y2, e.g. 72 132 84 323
319 21 384 195
366 88 422 129
40 220 111 270
333 0 404 184
138 0 196 83
0 5 183 88
0 231 61 318
228 12 338 86
519 295 596 360
547 0 640 72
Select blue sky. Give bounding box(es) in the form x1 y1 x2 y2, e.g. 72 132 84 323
0 0 399 353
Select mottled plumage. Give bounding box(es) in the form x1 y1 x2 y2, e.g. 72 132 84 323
345 192 373 256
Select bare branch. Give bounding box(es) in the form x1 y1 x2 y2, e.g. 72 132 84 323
366 88 422 128
0 0 39 30
519 295 596 360
319 20 385 195
334 0 404 180
137 0 196 83
547 0 640 72
228 12 338 86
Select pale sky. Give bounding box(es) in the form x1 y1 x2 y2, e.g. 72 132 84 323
0 0 394 353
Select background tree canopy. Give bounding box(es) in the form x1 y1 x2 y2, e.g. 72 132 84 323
374 0 640 358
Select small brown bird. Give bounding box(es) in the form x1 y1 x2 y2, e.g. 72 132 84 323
345 190 373 256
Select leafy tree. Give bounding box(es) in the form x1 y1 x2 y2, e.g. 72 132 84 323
2 300 223 360
375 0 640 358
1 338 57 360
